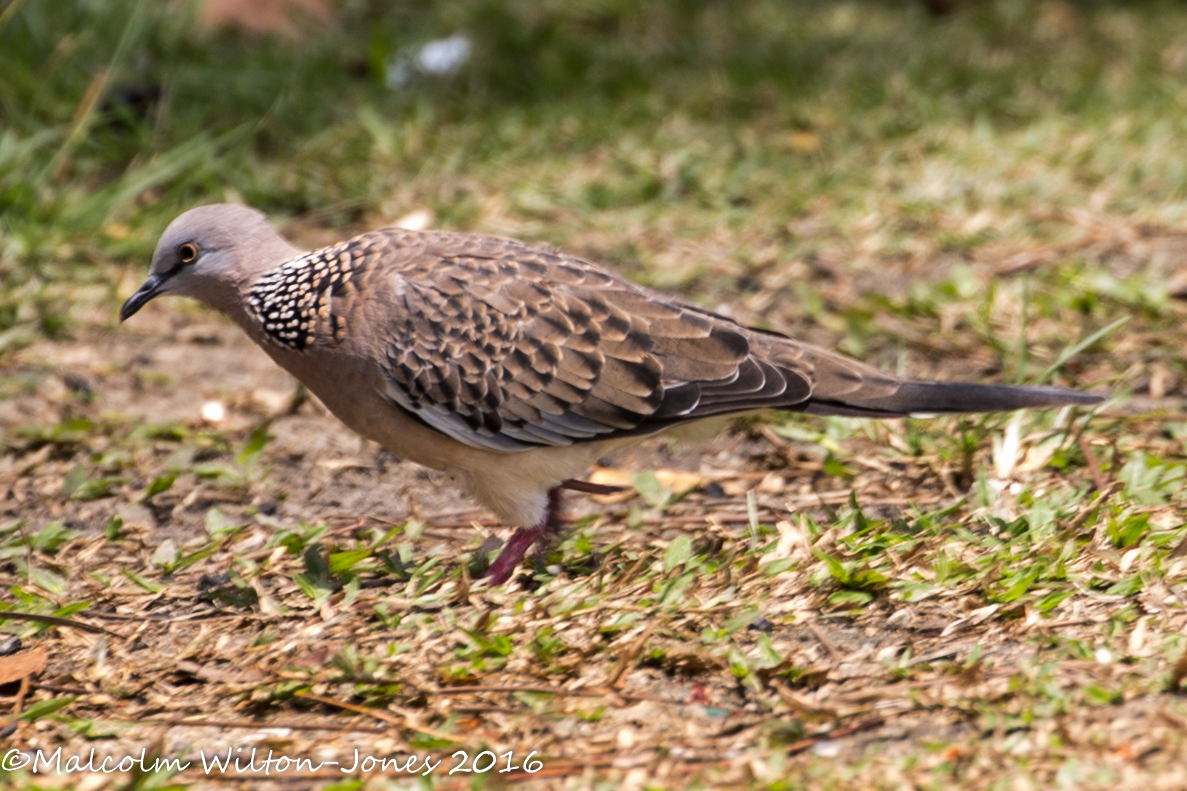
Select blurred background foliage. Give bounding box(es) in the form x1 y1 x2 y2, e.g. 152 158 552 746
2 0 1186 364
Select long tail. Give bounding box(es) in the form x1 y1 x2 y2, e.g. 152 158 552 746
803 379 1104 418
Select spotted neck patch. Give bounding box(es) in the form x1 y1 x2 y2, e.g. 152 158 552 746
247 240 364 350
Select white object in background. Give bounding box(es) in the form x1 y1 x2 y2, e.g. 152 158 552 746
200 400 226 424
394 209 434 230
386 34 472 89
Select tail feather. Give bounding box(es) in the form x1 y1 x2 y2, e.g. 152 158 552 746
803 380 1104 418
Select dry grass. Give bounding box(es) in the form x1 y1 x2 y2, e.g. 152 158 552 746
1 220 1185 790
4 2 1187 789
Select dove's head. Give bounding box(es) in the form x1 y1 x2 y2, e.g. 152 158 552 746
120 203 301 321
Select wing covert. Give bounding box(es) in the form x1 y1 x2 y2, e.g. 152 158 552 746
365 232 814 452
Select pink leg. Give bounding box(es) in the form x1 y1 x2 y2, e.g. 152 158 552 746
560 478 623 495
484 488 564 585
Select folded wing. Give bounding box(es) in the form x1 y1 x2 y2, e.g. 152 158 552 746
360 230 1099 452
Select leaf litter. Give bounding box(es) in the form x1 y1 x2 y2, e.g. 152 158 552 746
0 220 1185 790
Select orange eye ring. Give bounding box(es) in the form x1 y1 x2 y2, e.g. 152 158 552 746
178 242 200 264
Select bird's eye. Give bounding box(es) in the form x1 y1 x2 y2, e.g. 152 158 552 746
178 242 200 264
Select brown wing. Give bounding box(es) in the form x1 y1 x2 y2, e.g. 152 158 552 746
320 229 1099 453
362 230 813 452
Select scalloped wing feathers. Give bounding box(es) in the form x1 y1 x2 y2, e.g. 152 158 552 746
348 230 812 452
246 227 1099 454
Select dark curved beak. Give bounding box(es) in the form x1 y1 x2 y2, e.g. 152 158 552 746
119 272 166 322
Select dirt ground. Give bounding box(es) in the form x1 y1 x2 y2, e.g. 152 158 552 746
2 223 1187 790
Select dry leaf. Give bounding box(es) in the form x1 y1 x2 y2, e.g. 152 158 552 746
0 647 47 686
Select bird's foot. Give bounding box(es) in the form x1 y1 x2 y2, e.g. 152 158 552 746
484 526 544 585
483 488 566 586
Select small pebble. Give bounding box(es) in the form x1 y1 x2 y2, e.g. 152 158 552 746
701 482 726 498
812 740 843 758
197 573 232 591
0 636 22 656
748 616 774 633
201 400 225 423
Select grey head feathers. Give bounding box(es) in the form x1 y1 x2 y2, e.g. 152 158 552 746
120 203 303 322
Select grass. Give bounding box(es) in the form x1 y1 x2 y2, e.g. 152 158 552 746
2 0 1187 788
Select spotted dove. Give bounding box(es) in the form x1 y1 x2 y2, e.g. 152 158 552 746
121 204 1104 584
